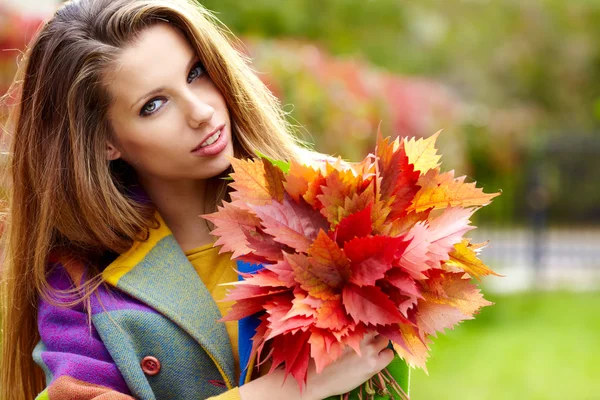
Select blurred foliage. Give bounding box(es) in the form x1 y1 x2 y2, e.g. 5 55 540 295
1 2 598 223
201 0 600 224
203 0 600 130
0 6 42 122
243 38 462 162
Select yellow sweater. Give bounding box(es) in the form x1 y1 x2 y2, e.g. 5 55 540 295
186 243 241 400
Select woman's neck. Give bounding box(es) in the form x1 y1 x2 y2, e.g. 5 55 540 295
140 177 214 252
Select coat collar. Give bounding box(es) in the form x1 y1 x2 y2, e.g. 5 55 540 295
102 212 237 389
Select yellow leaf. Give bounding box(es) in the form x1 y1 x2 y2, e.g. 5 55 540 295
445 239 503 281
392 324 431 374
422 270 494 317
403 130 442 173
409 169 501 212
229 157 285 205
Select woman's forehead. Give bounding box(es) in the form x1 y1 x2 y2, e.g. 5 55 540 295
106 23 197 110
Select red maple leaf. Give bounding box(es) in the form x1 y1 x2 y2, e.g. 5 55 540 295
334 202 373 246
377 140 421 220
344 235 410 286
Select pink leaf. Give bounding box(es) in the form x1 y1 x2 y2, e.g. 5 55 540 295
342 283 404 325
203 203 262 259
253 195 329 253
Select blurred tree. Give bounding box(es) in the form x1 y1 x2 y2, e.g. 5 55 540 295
200 0 600 224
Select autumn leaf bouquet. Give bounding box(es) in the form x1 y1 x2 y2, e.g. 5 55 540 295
204 132 500 399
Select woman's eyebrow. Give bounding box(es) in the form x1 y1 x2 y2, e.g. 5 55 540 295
129 53 198 111
131 86 165 111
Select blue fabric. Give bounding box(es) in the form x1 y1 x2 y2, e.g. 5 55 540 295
236 260 265 386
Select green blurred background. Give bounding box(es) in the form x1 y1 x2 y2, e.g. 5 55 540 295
1 0 599 398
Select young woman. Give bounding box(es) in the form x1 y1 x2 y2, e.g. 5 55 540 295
0 0 397 399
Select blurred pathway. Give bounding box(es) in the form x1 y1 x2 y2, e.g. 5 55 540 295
470 227 600 293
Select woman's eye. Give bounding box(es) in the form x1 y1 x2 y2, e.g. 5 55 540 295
140 98 166 117
187 62 205 83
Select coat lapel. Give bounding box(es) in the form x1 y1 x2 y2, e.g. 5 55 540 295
102 213 237 389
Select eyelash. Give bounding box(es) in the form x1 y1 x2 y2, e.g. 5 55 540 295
139 61 206 117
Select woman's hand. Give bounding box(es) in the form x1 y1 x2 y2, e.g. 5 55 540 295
239 333 394 400
305 333 394 399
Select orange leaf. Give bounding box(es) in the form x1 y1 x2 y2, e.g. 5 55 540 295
416 301 472 338
264 260 297 287
317 168 357 226
223 285 290 302
421 269 493 317
309 329 345 373
379 209 431 237
229 157 286 206
391 324 431 373
315 296 352 330
397 207 475 279
371 196 393 234
342 182 376 219
397 223 431 280
286 252 339 301
230 269 287 288
376 135 402 174
282 291 319 320
285 159 322 203
307 230 352 288
219 297 267 322
425 207 476 265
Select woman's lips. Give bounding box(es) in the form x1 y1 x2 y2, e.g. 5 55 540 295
191 125 227 156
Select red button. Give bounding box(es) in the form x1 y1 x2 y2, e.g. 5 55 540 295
141 356 161 376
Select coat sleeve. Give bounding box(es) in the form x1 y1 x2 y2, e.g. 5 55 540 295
33 263 134 400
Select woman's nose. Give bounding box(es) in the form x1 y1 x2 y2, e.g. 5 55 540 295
185 94 214 128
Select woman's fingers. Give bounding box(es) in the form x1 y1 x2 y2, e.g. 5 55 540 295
342 333 393 362
377 348 395 367
372 334 391 352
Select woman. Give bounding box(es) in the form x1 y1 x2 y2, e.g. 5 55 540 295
0 0 397 399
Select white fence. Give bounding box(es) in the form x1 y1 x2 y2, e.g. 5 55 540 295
472 227 600 293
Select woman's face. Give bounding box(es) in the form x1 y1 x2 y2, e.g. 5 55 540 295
105 22 233 184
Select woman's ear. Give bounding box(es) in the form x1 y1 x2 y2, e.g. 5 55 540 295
106 141 122 161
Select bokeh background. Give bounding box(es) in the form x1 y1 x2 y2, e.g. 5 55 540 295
1 0 599 399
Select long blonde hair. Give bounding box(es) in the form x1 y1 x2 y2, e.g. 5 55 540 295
0 0 307 397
